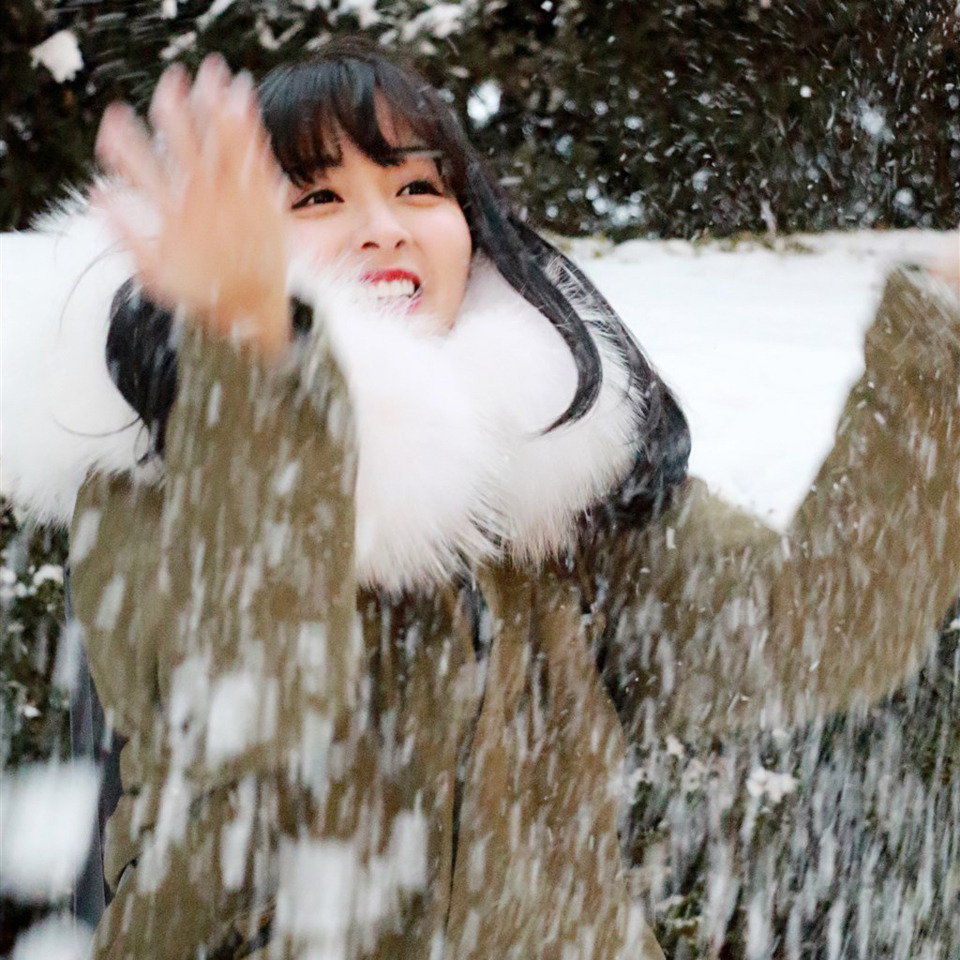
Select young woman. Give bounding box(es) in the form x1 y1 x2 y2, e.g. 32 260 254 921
3 39 959 960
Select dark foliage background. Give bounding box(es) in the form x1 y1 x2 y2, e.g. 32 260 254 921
2 0 958 236
2 0 958 955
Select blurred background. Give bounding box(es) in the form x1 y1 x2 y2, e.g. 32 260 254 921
1 2 958 958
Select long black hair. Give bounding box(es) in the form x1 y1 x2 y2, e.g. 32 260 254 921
108 38 690 520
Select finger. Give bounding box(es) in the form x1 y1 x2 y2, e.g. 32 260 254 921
243 112 289 214
226 70 259 127
239 98 287 202
95 191 165 294
191 53 232 133
214 71 255 156
221 73 274 184
96 103 166 199
149 63 199 170
226 74 286 201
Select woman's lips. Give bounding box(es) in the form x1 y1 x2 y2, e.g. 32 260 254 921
360 268 423 313
361 268 421 288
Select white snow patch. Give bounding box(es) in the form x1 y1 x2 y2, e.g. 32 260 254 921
205 670 261 766
161 30 197 60
0 762 99 902
467 80 501 127
664 734 685 758
894 187 915 209
94 574 125 632
692 168 712 192
339 0 382 28
219 776 257 890
70 510 101 564
273 460 301 496
30 32 83 84
206 381 222 426
573 229 957 528
197 0 238 29
745 766 798 804
276 839 358 943
858 102 891 141
31 564 63 587
389 806 428 891
0 567 17 604
136 770 190 894
53 619 85 695
274 806 427 948
11 914 93 960
400 3 468 41
680 757 710 794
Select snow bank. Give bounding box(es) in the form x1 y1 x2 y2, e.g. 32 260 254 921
573 230 956 528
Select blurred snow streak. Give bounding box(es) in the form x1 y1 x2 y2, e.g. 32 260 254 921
10 915 92 960
0 762 99 902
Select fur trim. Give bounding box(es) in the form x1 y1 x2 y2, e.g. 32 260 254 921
0 197 156 525
2 201 640 590
292 258 641 590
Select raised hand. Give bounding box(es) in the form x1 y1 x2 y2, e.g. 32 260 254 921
94 55 290 357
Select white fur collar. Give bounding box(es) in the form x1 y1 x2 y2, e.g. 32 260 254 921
1 203 641 591
294 257 641 590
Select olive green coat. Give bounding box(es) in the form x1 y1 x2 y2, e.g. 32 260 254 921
70 267 960 960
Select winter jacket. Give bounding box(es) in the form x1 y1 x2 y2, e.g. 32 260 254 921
3 206 960 960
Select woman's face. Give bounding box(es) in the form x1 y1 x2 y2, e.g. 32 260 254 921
286 111 473 331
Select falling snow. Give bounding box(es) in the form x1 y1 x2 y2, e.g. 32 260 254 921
0 762 100 901
29 31 83 84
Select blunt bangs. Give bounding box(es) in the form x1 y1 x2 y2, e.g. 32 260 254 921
257 44 467 194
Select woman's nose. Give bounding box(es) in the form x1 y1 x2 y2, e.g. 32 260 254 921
358 200 412 251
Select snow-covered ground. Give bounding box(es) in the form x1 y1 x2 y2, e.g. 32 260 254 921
571 230 956 528
1 224 953 529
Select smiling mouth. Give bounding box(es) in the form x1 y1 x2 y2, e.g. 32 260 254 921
360 270 423 308
360 277 421 302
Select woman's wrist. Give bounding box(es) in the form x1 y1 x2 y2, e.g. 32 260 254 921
208 285 291 359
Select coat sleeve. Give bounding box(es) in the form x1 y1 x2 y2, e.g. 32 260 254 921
70 311 360 794
68 309 364 958
599 266 960 737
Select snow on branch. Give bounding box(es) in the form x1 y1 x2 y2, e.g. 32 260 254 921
30 31 83 84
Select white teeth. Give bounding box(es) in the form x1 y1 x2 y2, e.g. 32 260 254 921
361 279 417 300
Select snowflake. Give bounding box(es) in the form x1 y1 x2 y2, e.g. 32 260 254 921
30 31 83 84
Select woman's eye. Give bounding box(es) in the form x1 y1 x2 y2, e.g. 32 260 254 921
399 179 442 197
292 188 340 210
